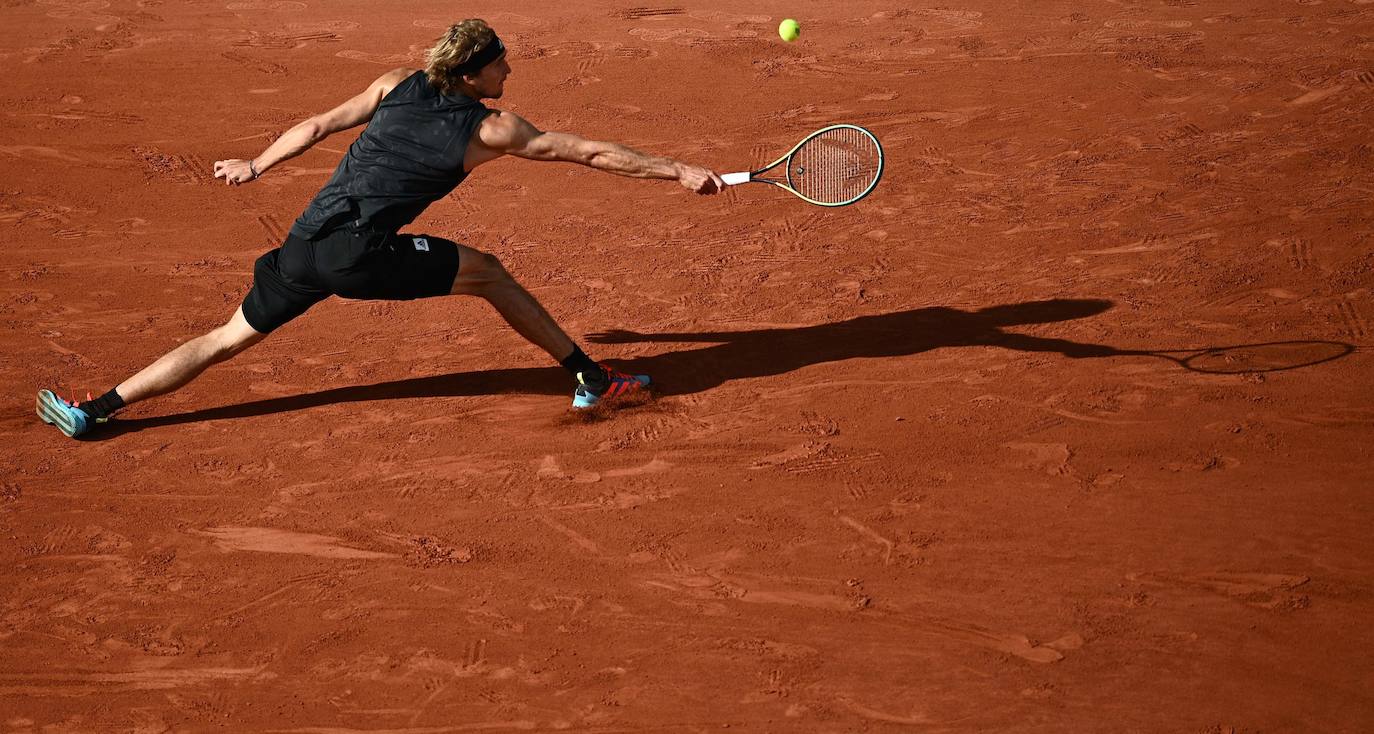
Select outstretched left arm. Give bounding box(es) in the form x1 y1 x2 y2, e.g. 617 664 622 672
214 67 413 185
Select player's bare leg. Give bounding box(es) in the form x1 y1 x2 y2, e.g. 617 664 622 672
448 244 575 359
449 243 649 407
115 306 268 404
38 306 267 437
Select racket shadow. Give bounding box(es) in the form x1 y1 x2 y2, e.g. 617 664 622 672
84 298 1356 438
1116 342 1355 374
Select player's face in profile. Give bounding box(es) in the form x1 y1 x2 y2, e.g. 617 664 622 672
474 54 510 99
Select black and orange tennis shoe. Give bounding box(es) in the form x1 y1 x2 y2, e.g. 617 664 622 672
572 364 650 409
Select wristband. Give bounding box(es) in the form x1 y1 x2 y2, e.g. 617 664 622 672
249 160 260 179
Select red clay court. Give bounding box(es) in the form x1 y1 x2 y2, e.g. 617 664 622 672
3 0 1373 731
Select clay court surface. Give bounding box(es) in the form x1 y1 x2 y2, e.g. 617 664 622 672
3 0 1374 730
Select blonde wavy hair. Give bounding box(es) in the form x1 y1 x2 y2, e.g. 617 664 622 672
425 19 498 94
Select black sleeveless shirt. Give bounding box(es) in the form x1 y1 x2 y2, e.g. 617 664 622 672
289 71 491 239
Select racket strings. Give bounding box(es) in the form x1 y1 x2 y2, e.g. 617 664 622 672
788 127 881 205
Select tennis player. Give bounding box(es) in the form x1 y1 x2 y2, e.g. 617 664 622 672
36 19 725 438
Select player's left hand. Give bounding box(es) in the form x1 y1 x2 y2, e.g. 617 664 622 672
213 159 259 186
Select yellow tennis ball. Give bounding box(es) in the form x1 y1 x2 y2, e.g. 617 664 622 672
779 18 800 42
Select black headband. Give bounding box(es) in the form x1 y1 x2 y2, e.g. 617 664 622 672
455 36 505 76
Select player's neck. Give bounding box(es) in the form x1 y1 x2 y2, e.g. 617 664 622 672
450 82 483 101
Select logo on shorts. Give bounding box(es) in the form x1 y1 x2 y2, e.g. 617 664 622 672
412 237 429 252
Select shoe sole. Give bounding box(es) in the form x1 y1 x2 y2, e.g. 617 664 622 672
36 389 82 438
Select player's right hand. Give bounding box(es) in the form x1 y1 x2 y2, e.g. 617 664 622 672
676 163 725 195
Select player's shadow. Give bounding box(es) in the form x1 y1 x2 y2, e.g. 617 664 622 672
88 298 1117 438
85 298 1350 438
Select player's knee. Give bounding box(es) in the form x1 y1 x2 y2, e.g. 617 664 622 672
479 251 511 280
205 322 262 362
452 248 515 297
471 251 513 290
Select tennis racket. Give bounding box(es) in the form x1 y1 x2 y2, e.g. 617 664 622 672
722 124 884 207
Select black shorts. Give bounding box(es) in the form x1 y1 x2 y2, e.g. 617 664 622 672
242 227 461 333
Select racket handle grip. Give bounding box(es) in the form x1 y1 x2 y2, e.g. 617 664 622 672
721 172 751 186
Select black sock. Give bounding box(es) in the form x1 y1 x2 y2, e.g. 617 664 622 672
78 388 125 420
559 345 604 386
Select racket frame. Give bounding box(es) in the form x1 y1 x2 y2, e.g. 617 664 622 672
722 123 885 207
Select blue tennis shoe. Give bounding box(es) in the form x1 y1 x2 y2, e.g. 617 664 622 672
36 389 101 438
